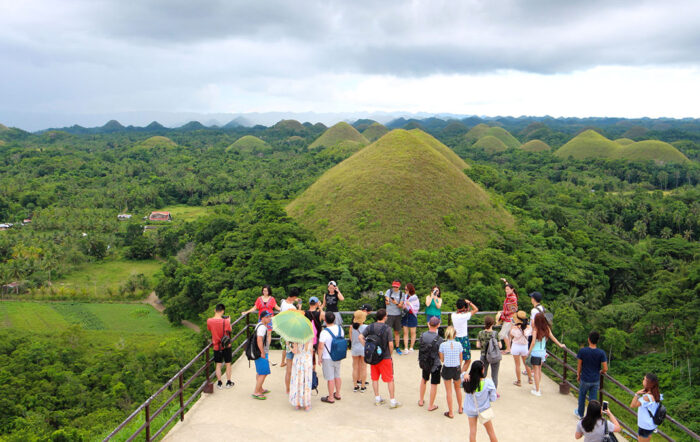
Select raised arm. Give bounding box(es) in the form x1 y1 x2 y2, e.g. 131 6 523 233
336 288 345 301
605 409 622 433
468 300 478 315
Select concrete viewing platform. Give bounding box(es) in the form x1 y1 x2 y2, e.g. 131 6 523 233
165 350 588 441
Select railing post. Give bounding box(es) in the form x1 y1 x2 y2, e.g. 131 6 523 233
145 403 151 442
599 374 604 402
179 373 184 421
562 351 568 382
245 313 250 339
203 346 213 394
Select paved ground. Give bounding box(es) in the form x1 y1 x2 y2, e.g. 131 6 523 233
165 350 612 441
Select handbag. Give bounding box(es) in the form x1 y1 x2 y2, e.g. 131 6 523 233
472 392 494 424
219 317 231 349
602 415 618 442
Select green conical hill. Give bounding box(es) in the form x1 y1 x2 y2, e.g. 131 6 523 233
614 140 689 164
273 119 305 131
520 140 551 152
555 130 620 160
473 135 509 153
309 122 368 149
226 135 271 154
485 127 521 149
362 122 389 142
287 129 513 251
407 129 471 170
615 138 634 145
464 124 491 143
138 136 177 148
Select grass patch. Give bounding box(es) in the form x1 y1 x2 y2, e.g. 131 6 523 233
225 135 271 154
309 122 369 149
155 205 223 222
54 258 161 297
361 122 390 142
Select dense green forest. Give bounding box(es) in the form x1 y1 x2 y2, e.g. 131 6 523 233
0 117 699 440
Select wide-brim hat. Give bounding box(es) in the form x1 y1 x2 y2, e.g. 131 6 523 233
353 310 367 324
513 310 527 324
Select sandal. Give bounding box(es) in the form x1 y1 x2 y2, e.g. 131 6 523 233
428 405 439 411
262 389 271 394
528 377 533 384
513 380 521 387
418 400 424 407
320 396 335 404
251 394 266 400
334 393 342 401
444 411 454 419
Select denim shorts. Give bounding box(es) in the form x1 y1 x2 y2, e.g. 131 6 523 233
638 427 655 438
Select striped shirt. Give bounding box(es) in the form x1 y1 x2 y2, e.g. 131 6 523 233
439 340 462 367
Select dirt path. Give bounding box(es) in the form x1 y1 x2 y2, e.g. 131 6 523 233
143 292 201 333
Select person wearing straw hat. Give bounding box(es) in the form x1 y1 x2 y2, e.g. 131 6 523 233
350 310 369 392
510 310 533 387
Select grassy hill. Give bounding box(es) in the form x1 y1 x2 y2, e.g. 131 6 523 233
556 130 689 163
473 135 509 153
362 122 390 142
615 138 635 145
520 139 551 152
464 124 491 144
138 136 177 148
272 119 305 131
226 135 271 154
555 130 620 160
615 140 690 164
309 122 368 149
287 129 513 251
485 127 521 149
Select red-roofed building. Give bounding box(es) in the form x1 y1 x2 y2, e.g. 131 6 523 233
148 211 172 221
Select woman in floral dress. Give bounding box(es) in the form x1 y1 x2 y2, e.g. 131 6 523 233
289 339 313 410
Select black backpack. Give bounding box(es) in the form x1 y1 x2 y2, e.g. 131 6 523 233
219 317 231 349
648 399 667 426
418 333 440 371
364 323 388 365
245 324 265 363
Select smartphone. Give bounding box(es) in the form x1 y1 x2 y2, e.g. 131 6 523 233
602 401 608 411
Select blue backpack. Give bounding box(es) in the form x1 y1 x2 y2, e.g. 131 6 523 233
324 326 348 361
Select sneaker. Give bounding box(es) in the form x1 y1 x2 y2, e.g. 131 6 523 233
375 398 386 406
225 380 234 389
396 348 403 355
389 401 402 409
217 381 223 390
353 384 360 393
360 387 367 393
530 389 542 397
574 409 582 419
408 348 414 353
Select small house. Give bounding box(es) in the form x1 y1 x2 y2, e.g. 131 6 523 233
0 223 10 231
1 281 23 295
148 211 172 221
117 214 132 220
22 219 32 225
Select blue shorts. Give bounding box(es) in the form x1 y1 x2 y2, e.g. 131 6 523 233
255 353 270 375
401 313 418 328
456 336 471 361
286 351 294 360
638 428 655 438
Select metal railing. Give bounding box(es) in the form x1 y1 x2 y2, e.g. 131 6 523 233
543 346 699 441
106 309 699 442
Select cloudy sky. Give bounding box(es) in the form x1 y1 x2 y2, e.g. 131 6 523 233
1 0 699 130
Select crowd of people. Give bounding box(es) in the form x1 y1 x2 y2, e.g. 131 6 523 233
205 279 664 442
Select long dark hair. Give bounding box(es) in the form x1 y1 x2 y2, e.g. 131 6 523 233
462 360 485 394
645 373 661 402
581 400 602 433
533 313 550 341
261 285 272 297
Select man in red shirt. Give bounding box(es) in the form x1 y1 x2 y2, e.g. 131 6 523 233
498 279 518 355
207 303 234 389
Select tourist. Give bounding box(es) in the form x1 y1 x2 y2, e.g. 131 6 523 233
476 316 501 389
509 311 532 387
318 311 343 403
304 296 323 348
384 280 406 355
322 280 344 326
528 312 566 396
462 360 498 442
289 339 314 411
241 285 281 364
452 298 478 372
497 278 518 355
418 316 443 411
401 283 420 353
280 287 301 373
350 310 369 392
206 303 233 389
252 311 272 400
528 291 545 340
439 325 463 418
630 373 663 442
575 400 621 441
575 331 608 419
359 308 401 408
425 285 442 324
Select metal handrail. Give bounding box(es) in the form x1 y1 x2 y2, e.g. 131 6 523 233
544 346 699 441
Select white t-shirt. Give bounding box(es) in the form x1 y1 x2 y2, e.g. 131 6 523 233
319 324 343 360
280 299 297 312
531 305 544 323
451 312 472 338
255 323 269 353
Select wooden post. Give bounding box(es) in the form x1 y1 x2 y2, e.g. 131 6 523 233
559 350 571 394
179 373 184 421
599 374 604 402
145 403 151 442
246 313 250 339
203 347 213 394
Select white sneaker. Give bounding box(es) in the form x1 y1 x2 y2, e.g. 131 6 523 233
389 401 402 409
530 389 542 397
375 398 385 406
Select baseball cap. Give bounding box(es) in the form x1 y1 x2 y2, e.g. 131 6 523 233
309 296 320 304
391 280 401 288
360 304 372 312
529 291 543 303
328 280 337 287
428 316 441 327
259 311 272 318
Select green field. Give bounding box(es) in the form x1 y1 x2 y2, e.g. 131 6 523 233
0 301 184 334
55 259 162 295
155 204 221 221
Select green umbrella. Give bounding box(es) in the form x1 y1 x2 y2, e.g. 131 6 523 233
272 310 314 343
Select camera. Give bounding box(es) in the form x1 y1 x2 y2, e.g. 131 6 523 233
602 401 608 411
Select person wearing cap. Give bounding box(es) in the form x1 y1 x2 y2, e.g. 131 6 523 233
385 280 406 354
529 291 544 326
280 288 302 391
510 310 533 387
451 298 479 372
305 296 324 350
252 311 273 400
350 310 369 392
418 316 443 411
322 281 344 326
401 283 420 353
